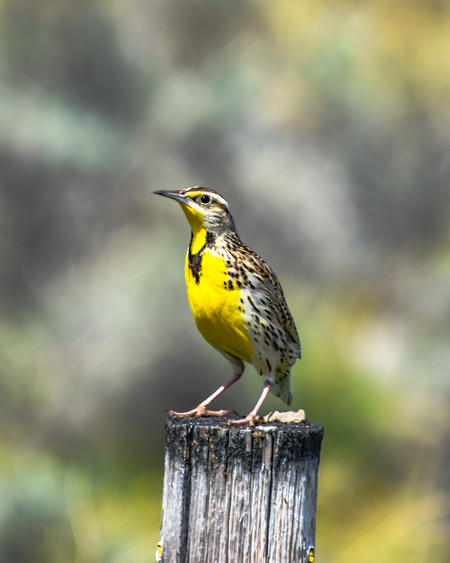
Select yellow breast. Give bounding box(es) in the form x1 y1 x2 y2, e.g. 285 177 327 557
185 250 253 362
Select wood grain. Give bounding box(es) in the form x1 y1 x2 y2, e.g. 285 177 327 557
158 416 323 563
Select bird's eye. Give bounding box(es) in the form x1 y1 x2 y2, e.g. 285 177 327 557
200 195 211 204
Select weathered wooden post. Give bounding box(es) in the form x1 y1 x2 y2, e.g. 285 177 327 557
157 415 324 563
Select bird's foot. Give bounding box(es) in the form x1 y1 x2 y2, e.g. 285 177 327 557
168 405 236 418
228 413 261 427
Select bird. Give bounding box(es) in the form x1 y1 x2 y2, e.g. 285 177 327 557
154 187 301 426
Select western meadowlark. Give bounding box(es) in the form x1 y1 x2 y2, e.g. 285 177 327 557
155 187 301 426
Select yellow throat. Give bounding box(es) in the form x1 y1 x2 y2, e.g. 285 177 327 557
178 199 207 254
176 198 253 363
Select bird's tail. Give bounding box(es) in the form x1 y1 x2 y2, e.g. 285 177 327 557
271 374 293 406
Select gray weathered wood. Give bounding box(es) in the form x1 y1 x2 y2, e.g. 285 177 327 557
158 416 323 563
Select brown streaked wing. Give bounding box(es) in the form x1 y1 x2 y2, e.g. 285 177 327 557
239 243 301 347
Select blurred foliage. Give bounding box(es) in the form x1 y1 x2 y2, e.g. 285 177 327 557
0 0 449 561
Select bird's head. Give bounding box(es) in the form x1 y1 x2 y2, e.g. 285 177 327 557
154 187 236 234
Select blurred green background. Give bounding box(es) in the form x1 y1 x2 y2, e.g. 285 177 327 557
1 0 449 561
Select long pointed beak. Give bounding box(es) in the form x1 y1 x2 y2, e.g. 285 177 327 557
154 190 190 205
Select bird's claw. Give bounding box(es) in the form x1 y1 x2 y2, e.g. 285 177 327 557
168 406 237 418
228 413 261 427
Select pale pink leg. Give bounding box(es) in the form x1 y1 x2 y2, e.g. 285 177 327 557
229 382 273 427
168 359 244 419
